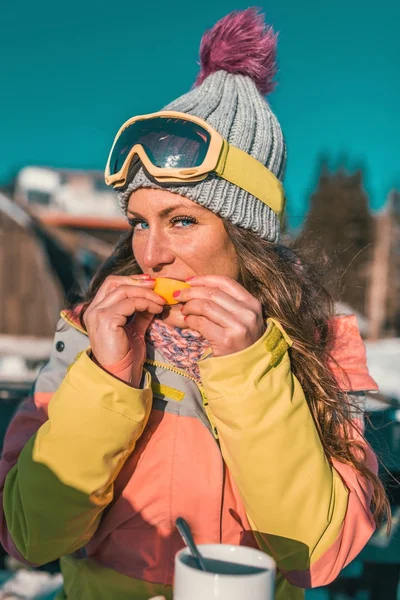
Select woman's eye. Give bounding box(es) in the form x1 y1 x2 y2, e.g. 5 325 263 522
128 219 148 231
128 216 197 230
171 216 197 228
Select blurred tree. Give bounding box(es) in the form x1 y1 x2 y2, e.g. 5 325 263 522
296 165 374 315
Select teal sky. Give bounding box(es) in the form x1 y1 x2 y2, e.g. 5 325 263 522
0 0 398 228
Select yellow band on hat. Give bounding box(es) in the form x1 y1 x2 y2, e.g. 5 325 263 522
215 141 286 224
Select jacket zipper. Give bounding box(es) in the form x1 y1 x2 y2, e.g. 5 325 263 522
144 357 219 440
144 357 226 543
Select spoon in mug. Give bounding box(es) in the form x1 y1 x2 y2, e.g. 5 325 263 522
175 517 207 572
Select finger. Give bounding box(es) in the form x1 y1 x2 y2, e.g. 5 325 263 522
92 275 153 308
176 286 247 317
183 313 225 342
92 283 165 312
185 275 255 305
181 298 240 329
94 297 164 329
90 275 153 310
127 310 156 338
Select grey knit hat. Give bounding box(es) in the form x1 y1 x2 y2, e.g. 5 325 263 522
118 8 287 242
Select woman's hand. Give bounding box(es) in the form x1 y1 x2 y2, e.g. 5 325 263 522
176 275 266 357
83 274 166 368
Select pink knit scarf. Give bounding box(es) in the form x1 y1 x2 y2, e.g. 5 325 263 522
145 316 210 381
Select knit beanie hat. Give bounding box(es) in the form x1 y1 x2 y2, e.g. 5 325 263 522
117 8 287 242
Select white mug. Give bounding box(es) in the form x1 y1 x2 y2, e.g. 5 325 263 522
173 544 275 600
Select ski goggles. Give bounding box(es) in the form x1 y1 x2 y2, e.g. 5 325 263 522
105 111 285 221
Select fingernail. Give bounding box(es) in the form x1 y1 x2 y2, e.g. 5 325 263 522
172 290 181 298
186 276 195 282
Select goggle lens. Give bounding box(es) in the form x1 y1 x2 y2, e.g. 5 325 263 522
109 117 211 176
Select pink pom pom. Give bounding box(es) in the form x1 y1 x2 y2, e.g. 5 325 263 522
195 8 278 96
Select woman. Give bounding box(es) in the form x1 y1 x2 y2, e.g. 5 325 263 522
0 8 389 600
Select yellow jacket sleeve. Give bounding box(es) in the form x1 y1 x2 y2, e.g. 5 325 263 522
198 319 350 576
3 350 152 565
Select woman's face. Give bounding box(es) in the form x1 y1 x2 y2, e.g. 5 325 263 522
127 188 239 328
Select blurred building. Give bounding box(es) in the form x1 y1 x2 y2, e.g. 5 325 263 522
0 193 65 337
367 190 400 339
0 166 130 402
1 166 131 337
14 166 128 243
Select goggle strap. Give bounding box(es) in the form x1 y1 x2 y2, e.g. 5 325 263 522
215 144 286 224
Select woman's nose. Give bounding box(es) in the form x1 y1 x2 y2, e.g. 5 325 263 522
141 232 175 269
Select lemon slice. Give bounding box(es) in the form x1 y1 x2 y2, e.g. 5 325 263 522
153 277 191 305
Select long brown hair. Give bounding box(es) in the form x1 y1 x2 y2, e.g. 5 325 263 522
74 219 390 528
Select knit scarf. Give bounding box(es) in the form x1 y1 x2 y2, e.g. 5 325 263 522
145 316 210 381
